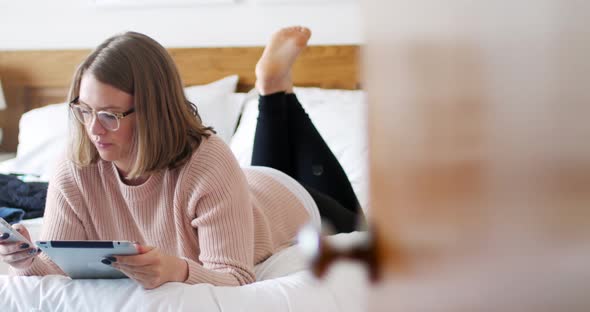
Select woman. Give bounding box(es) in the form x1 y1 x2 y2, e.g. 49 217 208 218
0 26 363 289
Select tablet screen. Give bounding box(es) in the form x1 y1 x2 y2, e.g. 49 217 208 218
37 240 138 279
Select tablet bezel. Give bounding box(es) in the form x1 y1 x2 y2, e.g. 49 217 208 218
36 240 138 279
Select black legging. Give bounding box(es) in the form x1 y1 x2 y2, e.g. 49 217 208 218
251 92 364 233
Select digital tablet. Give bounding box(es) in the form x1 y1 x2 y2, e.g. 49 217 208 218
35 240 138 279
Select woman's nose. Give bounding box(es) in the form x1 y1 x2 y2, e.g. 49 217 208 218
88 114 106 136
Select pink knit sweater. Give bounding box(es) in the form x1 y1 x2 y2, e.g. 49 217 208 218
12 134 311 286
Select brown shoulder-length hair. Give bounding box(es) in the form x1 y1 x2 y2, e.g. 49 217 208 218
67 31 213 179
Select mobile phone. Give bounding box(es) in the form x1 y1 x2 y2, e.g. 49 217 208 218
0 217 33 245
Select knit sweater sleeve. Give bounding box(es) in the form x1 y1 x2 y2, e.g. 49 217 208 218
181 138 256 286
10 162 86 277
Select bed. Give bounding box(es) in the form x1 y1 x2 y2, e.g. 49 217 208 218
0 45 369 311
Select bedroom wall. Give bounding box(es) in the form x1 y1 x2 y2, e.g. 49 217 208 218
0 0 362 50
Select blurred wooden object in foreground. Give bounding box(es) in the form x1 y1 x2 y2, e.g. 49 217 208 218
361 1 590 311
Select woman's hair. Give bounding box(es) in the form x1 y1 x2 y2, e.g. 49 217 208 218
67 31 213 179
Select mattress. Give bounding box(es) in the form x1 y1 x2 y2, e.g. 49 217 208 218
0 231 368 312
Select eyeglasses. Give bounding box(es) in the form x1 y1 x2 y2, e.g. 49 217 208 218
69 96 135 132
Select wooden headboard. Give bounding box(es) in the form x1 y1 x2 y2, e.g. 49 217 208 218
0 45 361 152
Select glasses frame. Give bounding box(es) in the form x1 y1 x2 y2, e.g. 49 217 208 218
69 96 135 131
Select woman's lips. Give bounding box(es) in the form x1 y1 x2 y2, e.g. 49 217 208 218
96 142 113 149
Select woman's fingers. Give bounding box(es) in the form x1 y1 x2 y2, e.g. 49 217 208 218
107 246 174 289
121 268 151 280
115 265 159 289
115 266 143 283
115 246 157 266
113 263 154 275
0 241 34 256
1 248 39 264
11 224 32 242
0 225 39 268
0 223 35 264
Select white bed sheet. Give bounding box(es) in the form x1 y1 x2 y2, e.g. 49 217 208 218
0 232 368 312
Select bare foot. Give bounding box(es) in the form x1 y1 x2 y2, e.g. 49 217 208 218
255 26 312 95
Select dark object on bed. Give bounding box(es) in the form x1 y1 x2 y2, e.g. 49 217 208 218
0 174 48 222
0 207 26 224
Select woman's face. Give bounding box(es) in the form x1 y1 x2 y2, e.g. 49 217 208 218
78 73 135 173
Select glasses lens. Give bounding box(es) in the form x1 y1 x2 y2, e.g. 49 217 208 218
98 112 119 131
71 105 91 124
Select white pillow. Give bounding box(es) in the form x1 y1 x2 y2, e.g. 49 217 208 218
229 87 370 213
0 102 69 180
184 75 244 143
0 75 242 179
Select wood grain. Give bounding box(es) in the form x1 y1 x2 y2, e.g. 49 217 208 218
0 45 361 152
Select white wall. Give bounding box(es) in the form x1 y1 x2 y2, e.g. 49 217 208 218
0 0 363 50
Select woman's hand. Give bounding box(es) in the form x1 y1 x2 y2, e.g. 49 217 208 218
109 244 189 289
0 224 40 270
